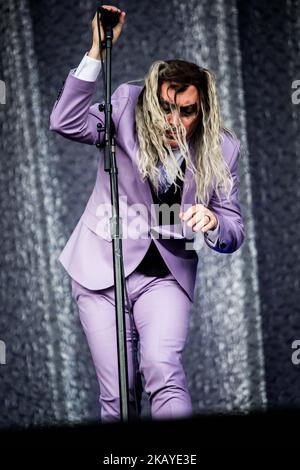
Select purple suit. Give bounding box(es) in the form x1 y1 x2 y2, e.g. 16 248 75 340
50 70 244 421
50 72 244 304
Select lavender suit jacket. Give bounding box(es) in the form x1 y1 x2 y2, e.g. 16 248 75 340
49 71 244 302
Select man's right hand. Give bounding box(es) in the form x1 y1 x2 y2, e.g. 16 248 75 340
88 5 126 60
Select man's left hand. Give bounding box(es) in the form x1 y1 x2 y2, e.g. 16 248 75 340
179 204 218 233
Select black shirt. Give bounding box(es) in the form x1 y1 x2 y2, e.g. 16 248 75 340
136 159 186 277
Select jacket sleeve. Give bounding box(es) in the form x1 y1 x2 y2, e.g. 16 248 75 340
49 71 127 145
204 139 245 254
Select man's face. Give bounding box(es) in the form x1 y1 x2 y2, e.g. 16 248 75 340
159 81 200 149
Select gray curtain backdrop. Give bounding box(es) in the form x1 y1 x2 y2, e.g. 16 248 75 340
0 0 299 428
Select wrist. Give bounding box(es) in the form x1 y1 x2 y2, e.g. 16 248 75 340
87 46 103 61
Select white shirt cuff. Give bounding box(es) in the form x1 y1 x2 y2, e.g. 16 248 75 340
72 52 102 82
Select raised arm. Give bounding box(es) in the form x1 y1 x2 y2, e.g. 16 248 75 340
49 5 126 145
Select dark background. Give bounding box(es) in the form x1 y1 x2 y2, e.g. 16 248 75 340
0 0 299 429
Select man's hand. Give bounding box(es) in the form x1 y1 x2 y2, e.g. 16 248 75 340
88 5 126 60
179 204 218 233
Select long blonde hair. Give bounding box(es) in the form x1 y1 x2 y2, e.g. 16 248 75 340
135 59 237 205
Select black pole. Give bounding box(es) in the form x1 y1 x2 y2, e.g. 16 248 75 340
96 9 129 422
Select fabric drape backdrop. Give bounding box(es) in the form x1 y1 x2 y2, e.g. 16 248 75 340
0 0 299 428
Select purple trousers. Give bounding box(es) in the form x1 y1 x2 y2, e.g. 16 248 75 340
71 269 193 422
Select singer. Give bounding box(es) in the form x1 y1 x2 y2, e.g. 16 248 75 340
49 5 244 422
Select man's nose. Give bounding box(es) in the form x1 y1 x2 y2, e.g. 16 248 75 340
167 110 180 126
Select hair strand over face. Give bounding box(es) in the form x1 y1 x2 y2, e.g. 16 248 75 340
135 59 237 205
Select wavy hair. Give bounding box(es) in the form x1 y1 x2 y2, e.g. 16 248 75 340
135 59 237 205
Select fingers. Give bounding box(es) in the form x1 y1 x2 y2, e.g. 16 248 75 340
114 11 126 31
193 215 215 232
93 6 126 23
179 204 205 223
179 205 217 232
101 5 126 23
119 11 126 24
188 208 205 227
101 5 121 12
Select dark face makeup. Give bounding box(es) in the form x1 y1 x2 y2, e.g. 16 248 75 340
159 98 198 118
159 82 201 148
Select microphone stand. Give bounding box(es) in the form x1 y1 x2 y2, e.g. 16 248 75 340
96 9 130 422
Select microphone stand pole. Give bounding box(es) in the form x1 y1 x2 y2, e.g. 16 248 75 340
96 13 130 422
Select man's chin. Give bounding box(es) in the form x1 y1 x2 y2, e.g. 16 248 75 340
167 139 180 149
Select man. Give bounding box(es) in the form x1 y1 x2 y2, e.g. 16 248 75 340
50 5 244 422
